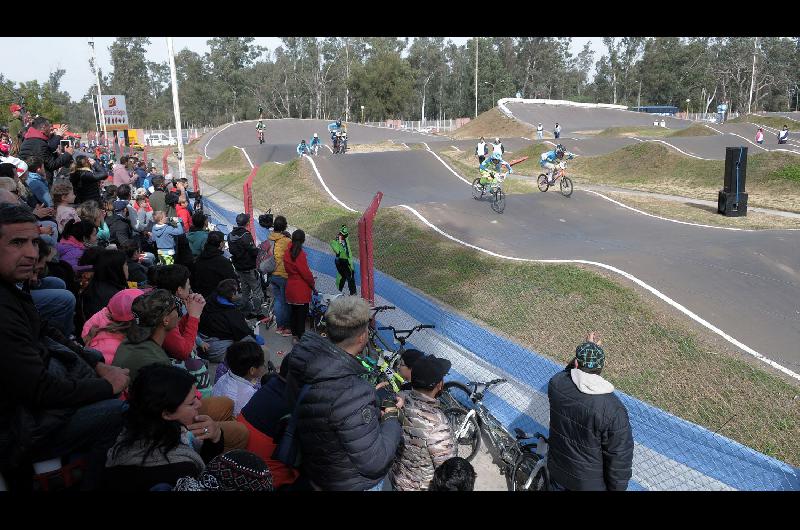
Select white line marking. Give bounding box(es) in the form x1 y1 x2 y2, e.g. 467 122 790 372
302 154 357 212
424 147 472 185
707 124 767 151
274 161 284 165
422 142 430 150
401 143 409 149
233 146 254 169
396 204 800 382
203 122 235 158
325 144 333 153
521 137 531 141
451 145 462 152
645 139 712 160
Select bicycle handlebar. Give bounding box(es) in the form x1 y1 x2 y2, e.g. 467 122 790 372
376 324 436 341
371 305 395 313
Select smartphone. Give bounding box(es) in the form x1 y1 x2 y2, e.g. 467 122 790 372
60 139 70 149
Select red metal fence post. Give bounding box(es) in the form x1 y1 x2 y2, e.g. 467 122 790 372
143 145 148 167
191 156 202 195
162 149 170 176
358 192 383 304
243 166 258 240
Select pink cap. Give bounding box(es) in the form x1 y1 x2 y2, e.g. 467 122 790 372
107 289 145 322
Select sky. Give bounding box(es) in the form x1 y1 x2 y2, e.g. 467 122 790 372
0 37 605 103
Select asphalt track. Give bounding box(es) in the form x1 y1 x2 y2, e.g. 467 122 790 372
204 119 800 369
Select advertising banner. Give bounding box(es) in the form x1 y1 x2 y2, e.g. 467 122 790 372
101 95 129 130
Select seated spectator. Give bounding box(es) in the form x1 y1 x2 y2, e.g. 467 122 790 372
103 364 223 491
122 240 149 287
81 289 144 364
173 450 273 492
286 295 403 491
390 354 456 491
175 194 191 233
398 348 425 391
79 249 129 331
429 457 477 491
192 231 237 300
70 155 106 205
107 200 134 248
26 238 77 338
186 211 209 257
102 185 118 202
212 340 265 416
115 184 138 221
132 188 153 237
0 204 129 491
22 156 52 207
57 219 97 271
150 211 183 264
198 278 265 363
52 180 80 236
284 229 315 341
238 355 301 489
149 264 207 363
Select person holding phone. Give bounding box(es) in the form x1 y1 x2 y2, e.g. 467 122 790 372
17 116 73 179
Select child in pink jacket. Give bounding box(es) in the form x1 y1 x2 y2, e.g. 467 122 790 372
81 289 144 364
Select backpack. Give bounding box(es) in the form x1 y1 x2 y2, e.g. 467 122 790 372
273 384 311 468
256 237 277 275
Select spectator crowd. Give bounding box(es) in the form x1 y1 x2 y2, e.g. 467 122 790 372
0 106 631 493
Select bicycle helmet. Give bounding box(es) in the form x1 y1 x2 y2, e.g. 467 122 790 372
313 133 318 138
301 139 306 144
490 153 502 162
336 120 342 127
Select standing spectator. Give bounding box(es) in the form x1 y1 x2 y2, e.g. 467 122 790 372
554 122 561 139
491 137 504 157
330 224 356 296
475 136 488 165
133 161 150 190
228 213 264 318
0 204 129 491
286 295 403 491
390 354 456 491
186 211 209 258
192 231 238 300
17 117 73 179
22 156 52 207
81 288 144 364
536 123 544 140
112 156 136 187
198 278 265 363
150 211 184 264
70 155 106 204
547 332 634 491
7 103 24 155
211 340 266 416
175 194 192 233
429 457 477 491
148 176 167 214
107 200 134 248
777 125 789 144
755 127 765 145
52 180 80 235
268 215 292 337
284 229 315 341
79 249 129 331
103 364 223 491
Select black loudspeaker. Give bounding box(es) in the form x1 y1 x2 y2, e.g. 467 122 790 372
718 191 748 216
723 146 748 193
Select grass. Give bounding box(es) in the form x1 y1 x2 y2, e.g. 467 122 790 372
595 124 718 138
199 147 800 467
667 124 719 137
730 114 800 129
601 191 800 230
451 107 537 140
571 142 800 212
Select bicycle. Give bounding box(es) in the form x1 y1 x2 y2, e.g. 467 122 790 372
537 161 573 197
440 378 549 491
257 130 265 145
310 143 320 156
360 323 435 394
471 173 506 214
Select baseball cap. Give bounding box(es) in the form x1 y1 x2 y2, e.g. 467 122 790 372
575 341 605 370
107 289 145 322
411 355 452 389
400 348 425 369
9 104 21 113
112 199 129 213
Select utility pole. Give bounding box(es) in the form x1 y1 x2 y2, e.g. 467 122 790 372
166 37 186 181
474 37 479 118
345 38 350 122
637 80 642 110
88 38 108 146
421 73 433 125
747 37 758 115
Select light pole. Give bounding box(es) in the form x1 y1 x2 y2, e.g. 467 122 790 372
166 37 186 181
686 98 691 119
421 73 433 126
88 38 108 146
361 105 364 124
474 37 478 118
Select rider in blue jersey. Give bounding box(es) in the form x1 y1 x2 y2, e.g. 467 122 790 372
479 153 512 186
540 144 574 184
328 120 342 140
297 139 310 156
310 133 321 151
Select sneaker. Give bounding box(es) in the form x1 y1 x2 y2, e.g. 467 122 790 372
280 329 294 337
276 350 286 356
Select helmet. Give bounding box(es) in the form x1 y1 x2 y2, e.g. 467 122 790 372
313 133 318 138
336 120 342 127
490 153 502 162
555 144 565 154
495 138 500 143
301 139 306 143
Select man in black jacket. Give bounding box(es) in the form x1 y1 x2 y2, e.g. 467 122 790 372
191 231 238 300
286 295 403 491
227 213 264 318
107 200 134 247
17 116 73 179
197 279 265 362
0 204 130 490
547 332 634 491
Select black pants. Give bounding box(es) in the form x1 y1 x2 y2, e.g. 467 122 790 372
289 303 309 339
335 258 357 295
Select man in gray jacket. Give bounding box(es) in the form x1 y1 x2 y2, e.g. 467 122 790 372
547 332 634 491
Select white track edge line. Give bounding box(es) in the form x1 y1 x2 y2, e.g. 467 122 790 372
203 123 235 159
424 147 472 185
396 203 800 382
233 146 254 169
325 144 334 153
302 154 357 213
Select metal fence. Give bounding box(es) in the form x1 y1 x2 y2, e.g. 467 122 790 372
141 127 214 143
362 118 471 133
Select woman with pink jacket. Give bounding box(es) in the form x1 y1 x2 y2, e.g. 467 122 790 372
81 289 145 364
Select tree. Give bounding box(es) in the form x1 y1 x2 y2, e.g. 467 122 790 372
350 51 413 120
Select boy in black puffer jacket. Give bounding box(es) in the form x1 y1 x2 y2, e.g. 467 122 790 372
198 279 264 363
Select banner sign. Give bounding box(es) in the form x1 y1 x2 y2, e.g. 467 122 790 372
101 95 129 130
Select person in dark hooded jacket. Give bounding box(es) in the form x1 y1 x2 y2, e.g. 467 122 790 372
286 295 403 491
197 278 264 362
107 200 134 247
17 117 73 179
191 231 237 300
227 213 263 317
546 332 634 491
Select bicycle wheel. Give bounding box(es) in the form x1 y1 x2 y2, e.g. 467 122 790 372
537 174 549 192
472 178 485 200
511 453 548 491
441 381 473 410
491 188 506 214
444 407 480 462
560 176 573 197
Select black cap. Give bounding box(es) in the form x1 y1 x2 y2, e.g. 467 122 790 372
236 213 250 226
411 355 451 390
400 348 425 369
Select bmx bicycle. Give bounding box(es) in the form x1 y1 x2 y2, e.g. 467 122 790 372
537 161 573 197
472 173 506 213
360 323 435 394
440 378 549 491
257 129 265 145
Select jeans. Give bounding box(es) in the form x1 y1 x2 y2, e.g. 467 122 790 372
30 277 76 337
31 398 126 491
365 477 386 491
236 269 264 317
269 275 289 328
